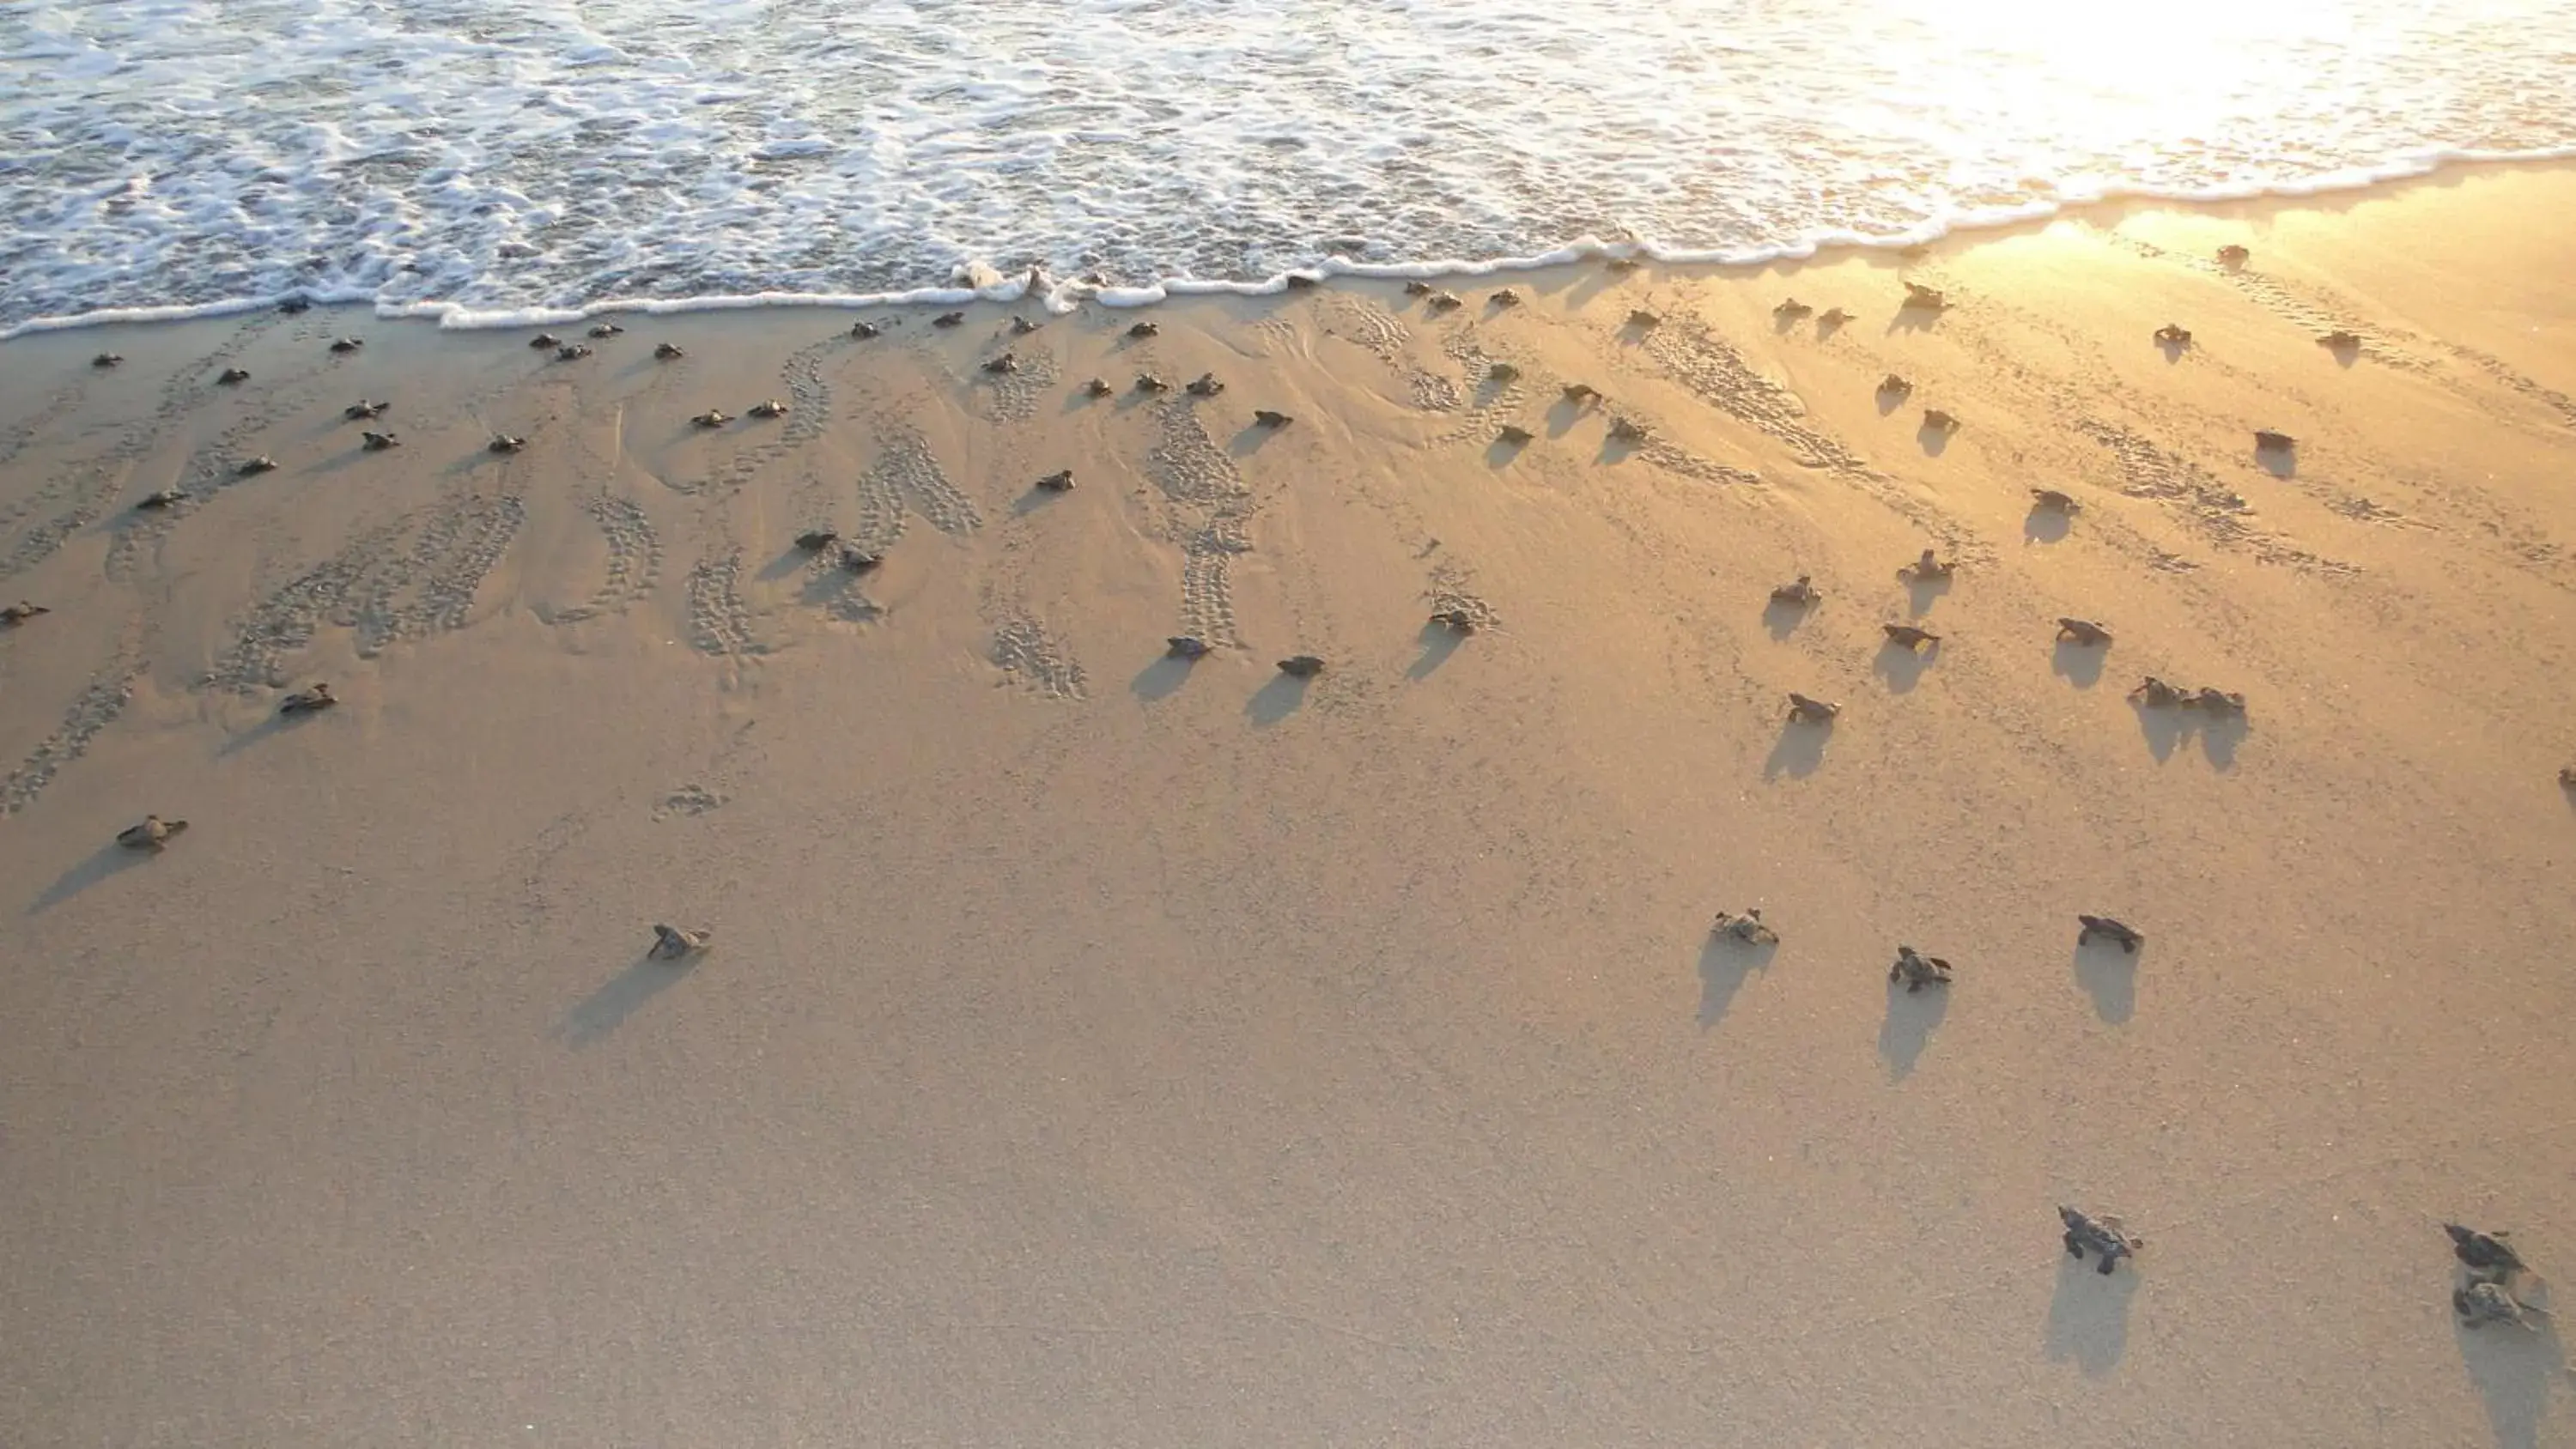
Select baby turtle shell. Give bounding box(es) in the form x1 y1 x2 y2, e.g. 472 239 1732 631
2056 617 2113 646
1428 609 1480 634
360 431 399 451
2454 1281 2546 1331
1497 424 1534 445
1901 549 1954 579
2129 676 2189 707
837 546 884 573
1774 298 1813 318
1710 908 1779 945
1426 292 1463 312
2188 687 2247 715
2077 915 2144 952
2318 330 2361 350
2154 324 2192 346
932 312 965 328
1562 383 1602 404
1922 409 1959 432
1785 692 1840 724
1901 282 1948 310
328 337 363 353
1253 409 1292 428
556 344 592 361
0 602 52 625
1487 361 1520 381
588 323 625 337
1127 321 1160 337
1082 378 1114 397
650 925 712 960
654 342 686 360
1035 470 1075 492
236 456 278 476
690 409 731 428
1604 256 1641 272
1770 575 1820 606
1819 306 1854 325
2216 244 2251 265
1135 373 1170 393
2059 1206 2142 1274
2254 429 2295 452
851 320 881 338
748 399 789 417
135 489 185 511
93 352 124 367
116 815 189 851
1625 308 1662 328
1166 636 1212 659
1881 623 1940 650
278 296 311 313
1277 655 1327 678
1403 280 1436 295
1009 316 1041 334
1607 417 1649 442
343 399 389 420
981 354 1018 374
2029 488 2080 512
793 530 840 552
488 435 526 453
2561 765 2576 789
1490 288 1522 307
529 333 562 349
2444 1224 2527 1278
1879 373 1914 397
217 367 251 385
277 682 337 716
1889 945 1953 992
1284 274 1318 290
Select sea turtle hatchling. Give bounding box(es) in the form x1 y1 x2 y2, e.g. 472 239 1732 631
2318 330 2362 350
277 682 337 716
1283 274 1318 290
2254 429 2296 452
1879 373 1914 397
343 399 389 420
236 456 278 476
588 323 625 337
2455 1280 2549 1331
1563 384 1602 405
2561 765 2576 789
93 352 124 367
488 434 527 453
0 602 52 625
2029 488 2081 512
217 367 251 385
2217 244 2251 266
1604 256 1641 273
1770 575 1820 606
2443 1223 2528 1280
1403 280 1437 295
851 320 881 338
1901 549 1955 580
2056 617 2113 646
278 296 311 313
1487 361 1520 381
135 489 185 511
1253 409 1293 428
1034 470 1075 492
1901 282 1948 311
1497 424 1535 446
2076 915 2144 952
360 430 399 451
1785 692 1840 724
1425 292 1462 312
1127 320 1160 337
1774 298 1813 318
1881 623 1940 651
932 312 965 329
690 409 731 428
2154 324 2193 346
793 530 840 552
649 924 712 961
328 337 364 354
116 815 189 852
1166 636 1212 660
529 333 562 349
836 546 884 573
1186 373 1224 397
981 354 1018 375
1490 288 1522 307
2059 1206 2142 1274
1009 316 1041 334
748 398 790 417
1710 908 1779 946
1607 417 1649 443
1277 654 1327 678
1626 308 1662 328
2187 687 2247 716
655 342 686 360
1819 306 1854 325
1922 409 1960 433
1083 378 1114 397
1428 608 1481 634
556 344 592 361
1889 945 1953 993
1134 373 1170 393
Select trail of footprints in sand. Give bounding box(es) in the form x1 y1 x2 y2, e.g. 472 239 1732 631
683 548 764 658
1 618 146 816
1145 397 1254 648
987 607 1089 700
553 492 664 624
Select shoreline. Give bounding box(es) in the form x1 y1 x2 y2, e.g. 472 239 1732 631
9 151 2576 343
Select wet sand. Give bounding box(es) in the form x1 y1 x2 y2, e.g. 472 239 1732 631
3 164 2573 1447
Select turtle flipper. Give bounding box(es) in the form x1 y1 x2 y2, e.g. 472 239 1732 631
2097 1254 2117 1276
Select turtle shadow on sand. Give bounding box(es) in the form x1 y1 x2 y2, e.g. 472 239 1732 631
1408 621 1465 680
2155 336 2188 364
2024 507 2072 545
1763 718 1830 780
756 547 814 583
1874 389 1908 418
214 704 327 759
2199 713 2248 771
1247 672 1310 726
1485 434 1528 469
1131 653 1195 702
1916 421 1953 458
1545 395 1589 440
2257 448 2296 481
2071 941 2138 1023
2051 639 2107 688
1596 433 1642 466
1762 597 1811 641
1697 934 1777 1028
1229 425 1281 458
556 949 702 1048
1012 486 1066 517
1884 307 1942 336
2455 1289 2568 1449
2044 1252 2138 1375
29 841 158 914
1877 975 1948 1078
2133 698 2189 762
1902 572 1952 617
1874 638 1936 694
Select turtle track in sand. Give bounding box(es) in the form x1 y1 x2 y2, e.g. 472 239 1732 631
1145 397 1253 649
551 493 663 624
987 608 1089 700
0 620 145 816
872 429 982 537
684 547 763 658
2075 420 2355 578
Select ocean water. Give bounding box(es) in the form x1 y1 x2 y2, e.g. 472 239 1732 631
3 0 2574 335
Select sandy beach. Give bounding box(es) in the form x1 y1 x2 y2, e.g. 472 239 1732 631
3 163 2573 1446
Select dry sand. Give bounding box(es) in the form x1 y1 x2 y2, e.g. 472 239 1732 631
3 163 2573 1447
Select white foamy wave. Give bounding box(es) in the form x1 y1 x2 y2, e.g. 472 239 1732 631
3 0 2574 336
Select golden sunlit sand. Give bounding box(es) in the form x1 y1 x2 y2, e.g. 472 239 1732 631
3 164 2572 1446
